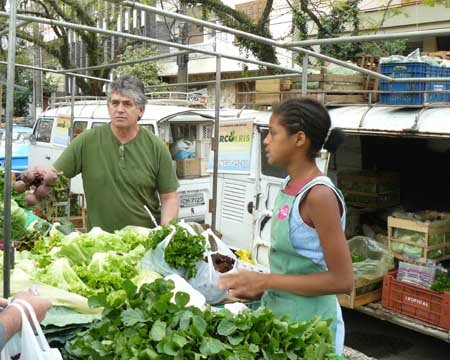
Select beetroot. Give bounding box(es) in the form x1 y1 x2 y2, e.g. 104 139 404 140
43 172 58 186
205 253 235 273
35 185 51 200
20 171 35 185
14 180 26 193
25 193 38 206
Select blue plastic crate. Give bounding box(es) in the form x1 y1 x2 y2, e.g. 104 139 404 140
380 62 430 105
427 66 449 103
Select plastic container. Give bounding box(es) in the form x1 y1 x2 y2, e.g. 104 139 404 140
382 271 450 330
380 62 430 105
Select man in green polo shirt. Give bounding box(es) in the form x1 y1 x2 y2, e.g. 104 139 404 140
47 75 179 232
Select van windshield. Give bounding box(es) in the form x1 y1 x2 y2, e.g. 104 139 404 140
260 128 288 179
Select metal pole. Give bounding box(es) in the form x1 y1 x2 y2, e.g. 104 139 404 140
66 75 76 218
59 51 191 73
3 0 18 299
0 20 30 36
121 1 390 81
0 12 301 75
285 28 450 47
0 61 112 83
146 73 303 90
211 56 221 231
301 55 309 97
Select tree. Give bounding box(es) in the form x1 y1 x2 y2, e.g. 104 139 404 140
0 41 33 118
14 0 162 96
112 46 163 87
288 0 407 63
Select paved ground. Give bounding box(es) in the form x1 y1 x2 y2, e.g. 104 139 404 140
343 308 450 360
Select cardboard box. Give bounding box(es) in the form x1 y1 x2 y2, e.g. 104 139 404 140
176 158 201 178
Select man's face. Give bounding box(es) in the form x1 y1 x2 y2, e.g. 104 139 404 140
107 92 145 130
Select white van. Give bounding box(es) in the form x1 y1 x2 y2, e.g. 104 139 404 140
28 100 214 223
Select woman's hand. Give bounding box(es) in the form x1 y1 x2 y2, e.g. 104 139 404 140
217 270 267 300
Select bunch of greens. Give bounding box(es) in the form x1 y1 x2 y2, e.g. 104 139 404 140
65 279 337 360
0 199 28 241
148 225 172 250
431 273 450 293
164 226 206 278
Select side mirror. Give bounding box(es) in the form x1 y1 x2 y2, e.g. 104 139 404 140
29 134 37 145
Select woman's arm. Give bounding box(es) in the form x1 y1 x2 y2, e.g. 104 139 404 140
218 186 353 299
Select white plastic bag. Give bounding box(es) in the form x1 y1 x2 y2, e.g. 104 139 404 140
188 229 237 304
1 300 62 360
141 225 184 277
141 222 199 277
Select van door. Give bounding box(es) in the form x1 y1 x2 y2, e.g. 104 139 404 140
251 127 331 267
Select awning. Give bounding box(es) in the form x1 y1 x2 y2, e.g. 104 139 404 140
329 106 450 138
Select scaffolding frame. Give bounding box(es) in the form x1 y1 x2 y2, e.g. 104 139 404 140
3 0 450 297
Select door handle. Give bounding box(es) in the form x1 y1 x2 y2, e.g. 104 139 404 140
45 156 51 160
247 201 254 214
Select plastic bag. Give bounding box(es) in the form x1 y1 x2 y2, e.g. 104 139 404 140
172 139 196 159
188 229 237 304
140 221 199 277
348 236 394 280
140 225 184 277
1 300 62 360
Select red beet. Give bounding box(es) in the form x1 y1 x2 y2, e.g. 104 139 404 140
25 193 38 206
21 171 35 185
43 172 58 186
35 185 51 200
14 180 27 193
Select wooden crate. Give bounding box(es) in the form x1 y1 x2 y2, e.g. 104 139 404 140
388 212 450 262
255 79 281 104
339 276 384 309
54 208 87 232
309 69 367 104
422 51 450 60
338 170 400 209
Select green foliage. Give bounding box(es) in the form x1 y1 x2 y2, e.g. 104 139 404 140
164 226 206 278
112 46 163 88
431 272 450 292
65 278 338 359
0 42 32 118
292 0 408 63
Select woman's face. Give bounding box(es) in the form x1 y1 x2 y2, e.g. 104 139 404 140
264 114 300 167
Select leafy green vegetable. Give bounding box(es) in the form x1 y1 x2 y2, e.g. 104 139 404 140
351 254 367 263
65 279 338 360
0 199 28 241
164 226 206 278
36 258 91 296
431 273 450 292
147 224 172 249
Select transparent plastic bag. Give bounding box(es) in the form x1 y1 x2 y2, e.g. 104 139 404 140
349 236 394 280
140 221 199 277
188 229 237 304
140 225 184 277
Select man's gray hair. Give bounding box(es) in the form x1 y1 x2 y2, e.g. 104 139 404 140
107 75 147 107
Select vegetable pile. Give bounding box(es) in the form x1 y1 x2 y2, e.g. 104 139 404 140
431 273 450 292
65 278 337 360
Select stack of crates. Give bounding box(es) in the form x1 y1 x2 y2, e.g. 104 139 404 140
380 62 450 105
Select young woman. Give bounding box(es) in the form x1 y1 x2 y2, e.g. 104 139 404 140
218 98 353 355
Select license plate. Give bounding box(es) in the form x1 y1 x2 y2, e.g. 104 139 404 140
180 190 205 208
